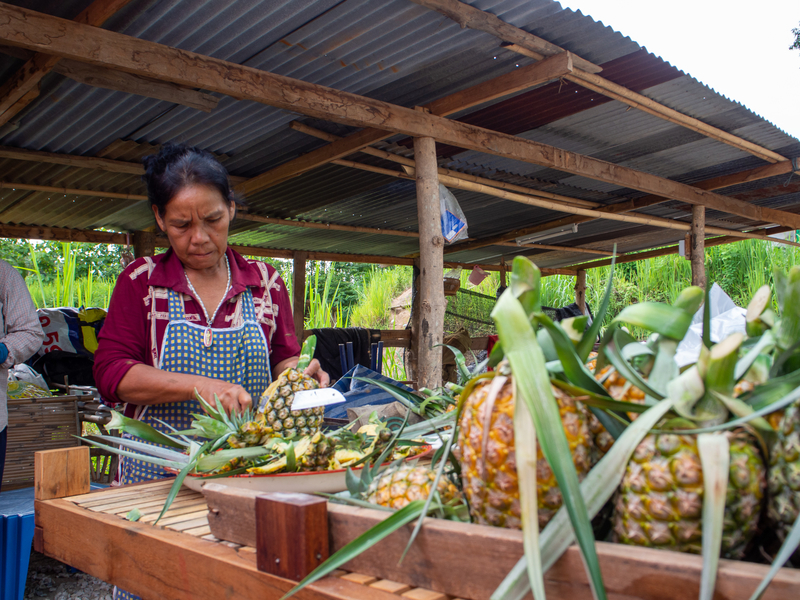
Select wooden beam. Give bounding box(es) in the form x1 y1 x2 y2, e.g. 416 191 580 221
409 0 602 74
0 181 146 200
445 160 800 255
332 158 800 247
239 51 576 196
0 224 126 244
414 133 444 389
691 205 706 288
291 121 601 210
53 59 219 112
0 145 143 174
132 230 155 258
237 212 419 238
564 226 793 270
1 5 796 229
0 0 135 126
411 0 786 164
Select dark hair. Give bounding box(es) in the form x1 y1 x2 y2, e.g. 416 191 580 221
142 143 240 217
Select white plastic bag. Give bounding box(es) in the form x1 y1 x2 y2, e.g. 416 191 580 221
8 363 49 391
439 184 468 244
674 283 747 367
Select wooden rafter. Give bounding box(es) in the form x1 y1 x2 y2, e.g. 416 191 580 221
0 0 135 127
446 159 800 255
237 51 576 196
412 0 788 165
329 157 800 248
0 145 143 174
0 5 797 230
236 213 419 238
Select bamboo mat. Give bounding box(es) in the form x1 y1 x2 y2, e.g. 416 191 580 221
66 480 458 600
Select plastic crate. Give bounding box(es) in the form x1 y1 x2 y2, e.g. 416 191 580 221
0 487 35 600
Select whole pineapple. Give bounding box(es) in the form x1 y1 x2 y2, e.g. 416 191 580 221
258 336 325 438
767 402 800 556
300 431 336 472
458 374 594 529
366 463 462 510
613 429 765 559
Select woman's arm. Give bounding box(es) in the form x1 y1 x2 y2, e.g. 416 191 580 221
0 262 44 368
116 364 252 413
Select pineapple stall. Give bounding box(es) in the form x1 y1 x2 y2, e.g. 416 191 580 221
1 1 800 599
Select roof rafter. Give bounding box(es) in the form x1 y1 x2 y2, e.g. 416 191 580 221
0 4 797 231
412 0 788 165
0 0 136 126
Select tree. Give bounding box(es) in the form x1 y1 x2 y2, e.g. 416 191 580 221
791 22 800 52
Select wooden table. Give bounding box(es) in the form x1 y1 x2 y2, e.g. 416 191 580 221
33 448 800 600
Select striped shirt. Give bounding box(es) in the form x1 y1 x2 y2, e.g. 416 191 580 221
0 259 45 431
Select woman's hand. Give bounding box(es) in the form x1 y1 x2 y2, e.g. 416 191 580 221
303 358 330 388
194 377 252 415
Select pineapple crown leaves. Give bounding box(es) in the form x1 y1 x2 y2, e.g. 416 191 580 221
104 410 187 449
491 256 608 600
297 334 317 371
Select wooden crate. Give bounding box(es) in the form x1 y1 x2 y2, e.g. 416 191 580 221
4 395 80 490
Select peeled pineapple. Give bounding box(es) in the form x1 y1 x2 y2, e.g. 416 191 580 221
257 336 324 438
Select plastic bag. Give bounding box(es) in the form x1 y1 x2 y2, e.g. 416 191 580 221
674 283 747 367
8 363 49 391
439 184 468 243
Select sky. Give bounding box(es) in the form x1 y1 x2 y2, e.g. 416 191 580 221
557 0 800 141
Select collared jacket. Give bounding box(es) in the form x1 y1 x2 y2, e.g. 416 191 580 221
0 259 45 431
93 247 300 407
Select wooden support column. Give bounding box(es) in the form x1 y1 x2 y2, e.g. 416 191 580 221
691 205 706 289
132 230 155 258
408 260 421 386
574 270 586 314
413 131 444 390
292 252 307 342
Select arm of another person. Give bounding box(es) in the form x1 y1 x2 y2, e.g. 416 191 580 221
94 263 252 414
0 265 44 368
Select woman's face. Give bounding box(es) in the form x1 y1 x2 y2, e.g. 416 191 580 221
153 184 235 272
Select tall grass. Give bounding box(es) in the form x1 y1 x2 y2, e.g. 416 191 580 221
304 263 347 329
349 266 412 328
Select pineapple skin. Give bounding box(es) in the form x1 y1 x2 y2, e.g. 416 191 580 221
613 430 765 559
366 464 462 510
258 367 325 438
457 377 594 530
767 402 800 554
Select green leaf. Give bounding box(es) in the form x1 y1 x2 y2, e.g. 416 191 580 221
282 500 428 600
153 452 202 525
86 434 189 463
697 433 729 600
509 256 541 316
491 397 677 600
537 312 611 398
75 437 186 470
104 411 187 449
298 335 317 371
577 256 615 362
604 331 663 402
702 283 712 350
492 267 607 600
613 302 693 340
748 511 800 600
735 330 775 381
440 344 471 382
195 445 275 473
353 377 424 416
126 508 143 522
710 392 774 434
550 380 649 414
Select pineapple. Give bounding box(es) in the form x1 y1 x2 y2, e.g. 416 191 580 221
227 414 271 449
767 402 800 556
257 336 325 438
613 429 766 559
300 431 336 471
366 463 462 510
457 373 594 529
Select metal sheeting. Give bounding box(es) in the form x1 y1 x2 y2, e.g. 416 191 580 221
0 0 797 269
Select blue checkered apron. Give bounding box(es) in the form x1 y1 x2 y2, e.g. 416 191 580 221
114 286 270 600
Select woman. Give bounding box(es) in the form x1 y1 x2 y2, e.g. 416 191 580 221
94 143 328 477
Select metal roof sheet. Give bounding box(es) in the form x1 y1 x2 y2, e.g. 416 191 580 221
0 0 797 269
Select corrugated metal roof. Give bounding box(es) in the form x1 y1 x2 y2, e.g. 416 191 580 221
0 0 798 269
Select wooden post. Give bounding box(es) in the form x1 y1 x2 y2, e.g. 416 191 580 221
408 260 421 385
132 230 155 258
413 130 444 390
691 205 706 289
499 257 507 289
34 447 90 501
574 269 586 313
255 492 329 580
292 251 307 342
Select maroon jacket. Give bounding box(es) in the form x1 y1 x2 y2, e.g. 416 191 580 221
93 247 300 406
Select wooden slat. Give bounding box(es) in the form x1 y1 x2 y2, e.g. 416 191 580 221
340 573 378 586
35 497 407 600
1 5 792 228
238 212 419 238
401 589 448 600
0 181 146 200
370 580 412 595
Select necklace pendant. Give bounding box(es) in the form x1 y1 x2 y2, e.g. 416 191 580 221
203 327 213 348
